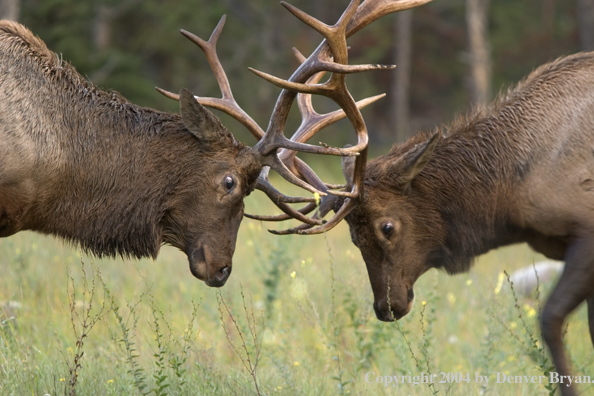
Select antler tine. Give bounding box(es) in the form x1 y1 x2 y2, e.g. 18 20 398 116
156 16 265 140
269 197 358 235
249 169 324 225
280 47 384 179
254 0 434 158
252 0 364 157
248 63 392 157
244 202 317 222
268 0 433 234
254 167 318 203
283 49 387 159
279 93 386 174
248 59 347 222
267 194 342 235
346 0 433 38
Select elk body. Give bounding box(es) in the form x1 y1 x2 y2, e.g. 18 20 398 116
342 53 594 395
0 21 262 286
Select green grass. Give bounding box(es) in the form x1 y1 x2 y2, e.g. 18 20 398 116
1 192 592 395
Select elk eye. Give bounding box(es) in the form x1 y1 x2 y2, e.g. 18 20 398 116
382 222 395 237
224 176 235 190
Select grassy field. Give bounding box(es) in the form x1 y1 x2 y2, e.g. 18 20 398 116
1 191 592 396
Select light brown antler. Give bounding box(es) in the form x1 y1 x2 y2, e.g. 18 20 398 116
247 0 433 234
157 4 387 224
156 16 265 141
158 0 433 235
241 0 389 235
156 14 331 213
249 0 436 235
245 50 382 228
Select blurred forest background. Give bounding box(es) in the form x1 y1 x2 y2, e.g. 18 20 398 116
0 0 591 151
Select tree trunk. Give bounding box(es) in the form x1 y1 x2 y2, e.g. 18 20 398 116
0 0 20 21
466 0 491 107
392 10 413 143
577 0 594 51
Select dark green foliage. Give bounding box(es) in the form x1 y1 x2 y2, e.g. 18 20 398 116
18 0 580 148
257 237 295 322
107 289 150 395
149 299 170 396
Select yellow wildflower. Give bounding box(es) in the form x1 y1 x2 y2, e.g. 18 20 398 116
494 272 505 294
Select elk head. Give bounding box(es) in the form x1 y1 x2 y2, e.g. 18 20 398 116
165 89 261 287
343 133 441 321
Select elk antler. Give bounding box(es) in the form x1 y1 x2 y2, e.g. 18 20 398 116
157 3 384 223
155 15 330 204
156 16 264 141
248 0 434 235
158 0 433 234
243 0 395 234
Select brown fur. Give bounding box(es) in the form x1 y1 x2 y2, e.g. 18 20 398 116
345 52 594 396
0 21 262 287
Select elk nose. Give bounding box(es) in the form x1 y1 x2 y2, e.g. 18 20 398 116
373 300 396 322
215 266 231 283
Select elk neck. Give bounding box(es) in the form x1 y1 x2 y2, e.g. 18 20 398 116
26 97 240 259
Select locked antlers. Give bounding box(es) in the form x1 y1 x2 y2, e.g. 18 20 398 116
158 0 432 234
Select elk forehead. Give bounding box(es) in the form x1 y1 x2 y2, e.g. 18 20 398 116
234 147 262 193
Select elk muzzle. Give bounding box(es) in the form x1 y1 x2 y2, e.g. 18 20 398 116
374 286 415 322
188 243 232 287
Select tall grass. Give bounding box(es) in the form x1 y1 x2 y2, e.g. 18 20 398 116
0 193 592 395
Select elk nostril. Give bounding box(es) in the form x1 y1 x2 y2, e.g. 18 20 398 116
216 266 231 282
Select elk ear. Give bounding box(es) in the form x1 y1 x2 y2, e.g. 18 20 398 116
390 132 439 190
179 88 234 147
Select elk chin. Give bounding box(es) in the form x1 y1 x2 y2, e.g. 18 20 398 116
188 243 232 288
373 287 414 322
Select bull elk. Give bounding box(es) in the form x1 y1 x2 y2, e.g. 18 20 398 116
0 0 427 286
251 6 592 396
343 53 594 396
341 51 594 394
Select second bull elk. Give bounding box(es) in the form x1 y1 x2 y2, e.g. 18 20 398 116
344 47 594 396
254 5 591 396
0 0 424 286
